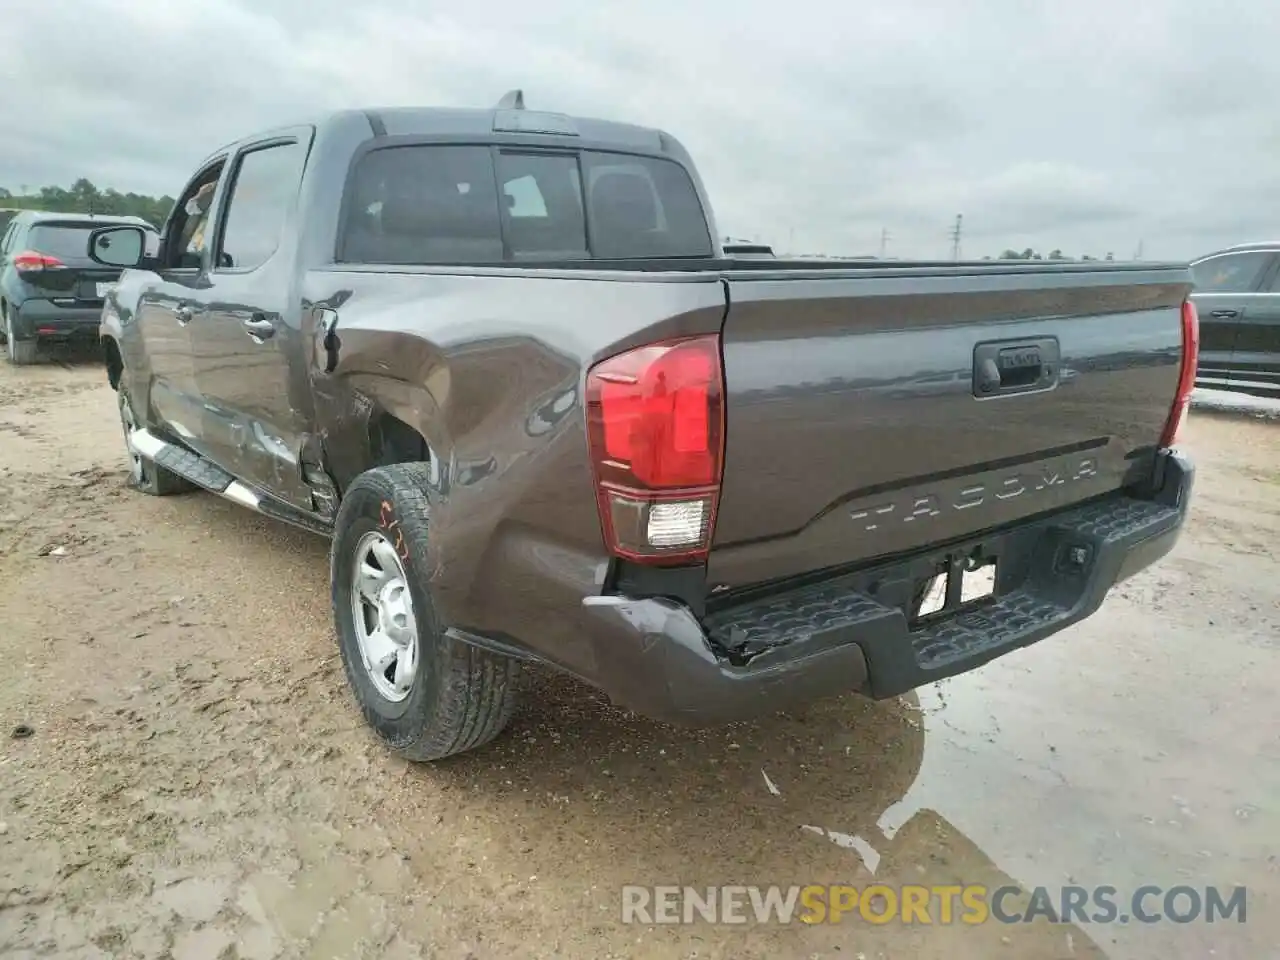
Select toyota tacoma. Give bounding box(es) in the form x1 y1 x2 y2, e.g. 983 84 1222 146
88 94 1198 761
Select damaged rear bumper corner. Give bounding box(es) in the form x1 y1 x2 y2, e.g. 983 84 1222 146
577 449 1194 726
578 593 871 725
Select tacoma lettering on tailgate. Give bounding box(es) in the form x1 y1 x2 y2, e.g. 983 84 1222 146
850 457 1100 532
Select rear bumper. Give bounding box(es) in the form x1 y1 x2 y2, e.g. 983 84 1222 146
578 449 1194 725
10 299 104 339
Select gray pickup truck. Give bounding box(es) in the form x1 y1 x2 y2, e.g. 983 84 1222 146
88 94 1198 761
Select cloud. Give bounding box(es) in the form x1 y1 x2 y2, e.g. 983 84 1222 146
0 0 1270 259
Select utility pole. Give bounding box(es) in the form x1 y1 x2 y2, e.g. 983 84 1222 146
879 227 890 258
949 214 964 261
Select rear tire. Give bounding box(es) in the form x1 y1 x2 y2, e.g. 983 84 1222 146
116 387 194 495
332 463 520 761
3 306 38 365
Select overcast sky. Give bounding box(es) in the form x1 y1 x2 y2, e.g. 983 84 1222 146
2 0 1274 260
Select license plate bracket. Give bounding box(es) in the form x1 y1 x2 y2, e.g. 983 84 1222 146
911 549 999 626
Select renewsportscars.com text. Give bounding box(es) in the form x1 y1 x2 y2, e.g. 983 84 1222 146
621 884 1247 926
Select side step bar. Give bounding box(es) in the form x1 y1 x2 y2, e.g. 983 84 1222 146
130 428 333 537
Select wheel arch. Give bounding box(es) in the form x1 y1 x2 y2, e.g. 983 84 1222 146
317 372 451 496
369 409 431 467
103 335 124 391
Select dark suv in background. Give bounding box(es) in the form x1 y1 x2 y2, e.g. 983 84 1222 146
1190 241 1280 398
0 210 156 364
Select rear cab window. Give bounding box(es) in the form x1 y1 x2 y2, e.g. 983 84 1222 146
338 144 712 265
497 153 587 260
581 152 712 259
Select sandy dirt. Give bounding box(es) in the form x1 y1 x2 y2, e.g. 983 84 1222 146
1 352 1277 960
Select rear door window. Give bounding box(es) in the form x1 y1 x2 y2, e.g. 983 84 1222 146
1264 257 1280 292
215 140 309 271
339 145 712 264
1190 252 1272 293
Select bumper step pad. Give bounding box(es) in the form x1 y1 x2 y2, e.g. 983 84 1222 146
704 495 1182 698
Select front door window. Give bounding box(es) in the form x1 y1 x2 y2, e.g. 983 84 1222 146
164 164 224 270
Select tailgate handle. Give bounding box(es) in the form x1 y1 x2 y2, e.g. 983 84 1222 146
973 337 1059 398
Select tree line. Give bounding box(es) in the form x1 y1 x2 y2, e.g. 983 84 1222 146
0 179 174 229
991 248 1114 262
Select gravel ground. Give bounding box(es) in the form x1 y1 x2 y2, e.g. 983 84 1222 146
1 352 1277 960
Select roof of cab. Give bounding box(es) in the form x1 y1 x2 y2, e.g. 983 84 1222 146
1224 241 1280 252
347 104 668 152
1191 240 1280 262
199 95 683 172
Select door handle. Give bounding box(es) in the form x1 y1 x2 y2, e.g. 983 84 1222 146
242 314 276 342
1210 309 1239 319
175 305 193 325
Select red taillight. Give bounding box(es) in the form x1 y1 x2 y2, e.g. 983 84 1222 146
13 251 64 273
1160 298 1199 448
585 335 725 564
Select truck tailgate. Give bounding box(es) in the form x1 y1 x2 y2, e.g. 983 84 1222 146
708 265 1191 590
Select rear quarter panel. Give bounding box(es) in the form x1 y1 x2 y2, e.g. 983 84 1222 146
300 267 726 672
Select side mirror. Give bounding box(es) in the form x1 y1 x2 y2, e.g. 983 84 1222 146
87 225 148 269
